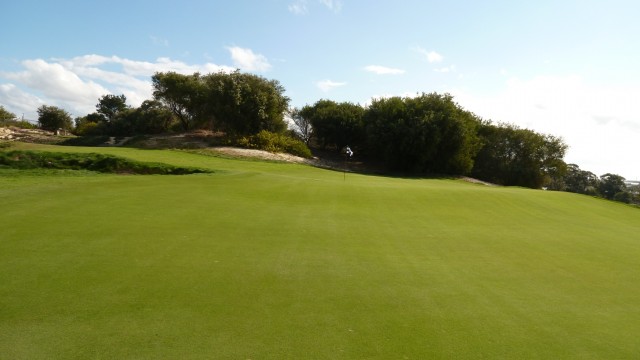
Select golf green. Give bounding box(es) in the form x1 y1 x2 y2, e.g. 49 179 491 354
2 144 639 359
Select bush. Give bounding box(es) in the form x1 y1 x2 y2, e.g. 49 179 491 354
59 136 112 146
237 131 312 158
74 121 103 136
0 120 38 129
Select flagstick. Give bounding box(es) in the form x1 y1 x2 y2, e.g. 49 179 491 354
343 146 353 181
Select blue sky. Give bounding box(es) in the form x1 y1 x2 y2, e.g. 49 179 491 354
1 0 639 179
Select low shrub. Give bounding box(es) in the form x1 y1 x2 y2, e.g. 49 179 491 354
0 120 38 129
59 136 112 146
237 130 312 158
74 121 103 136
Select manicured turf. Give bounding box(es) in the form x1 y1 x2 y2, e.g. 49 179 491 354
2 143 640 359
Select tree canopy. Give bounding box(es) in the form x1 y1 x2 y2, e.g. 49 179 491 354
37 105 72 132
96 94 129 123
0 105 17 122
364 93 481 174
288 108 313 145
301 100 365 151
598 173 627 200
152 70 289 134
471 123 567 188
561 164 599 195
151 72 205 131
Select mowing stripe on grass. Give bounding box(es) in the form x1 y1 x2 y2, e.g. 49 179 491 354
2 143 640 359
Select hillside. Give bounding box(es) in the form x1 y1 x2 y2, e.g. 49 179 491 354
1 143 639 359
0 127 371 173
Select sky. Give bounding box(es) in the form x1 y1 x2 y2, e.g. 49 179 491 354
1 0 639 179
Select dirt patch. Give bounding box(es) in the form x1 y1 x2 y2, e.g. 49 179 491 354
0 127 68 144
204 147 360 172
211 147 311 163
459 176 498 186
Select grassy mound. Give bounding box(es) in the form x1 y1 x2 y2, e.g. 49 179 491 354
1 143 639 359
0 150 210 175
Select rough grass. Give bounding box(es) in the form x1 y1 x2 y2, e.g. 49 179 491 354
1 143 640 359
0 150 210 175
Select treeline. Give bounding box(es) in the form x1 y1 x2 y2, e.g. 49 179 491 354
73 70 289 137
1 70 637 203
294 95 638 203
296 94 568 189
550 165 639 204
16 71 309 157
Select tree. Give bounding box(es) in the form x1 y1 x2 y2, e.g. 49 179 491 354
364 93 481 174
74 112 108 135
134 100 176 134
288 107 313 144
152 72 207 131
562 164 599 195
537 134 568 187
471 123 567 188
96 94 128 123
37 105 72 132
152 70 290 135
598 173 627 200
0 105 17 122
202 70 289 135
301 100 365 151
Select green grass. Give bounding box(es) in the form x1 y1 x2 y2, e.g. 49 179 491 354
0 150 211 175
2 143 640 359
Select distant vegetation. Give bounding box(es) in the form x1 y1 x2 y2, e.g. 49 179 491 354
0 105 37 129
1 69 637 204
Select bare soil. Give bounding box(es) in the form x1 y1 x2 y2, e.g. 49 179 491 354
0 127 70 144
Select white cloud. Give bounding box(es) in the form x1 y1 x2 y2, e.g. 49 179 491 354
434 65 456 73
289 0 341 14
150 35 169 47
413 47 443 63
227 46 272 72
0 55 237 118
316 79 346 92
59 55 234 78
288 0 309 14
364 65 405 75
319 0 343 12
0 83 45 119
427 52 443 63
450 75 640 178
4 59 109 109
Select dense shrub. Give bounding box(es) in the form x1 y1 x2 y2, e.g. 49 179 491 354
59 136 112 146
237 130 312 158
74 121 103 136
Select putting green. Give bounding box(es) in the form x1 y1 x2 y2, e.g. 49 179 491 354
2 144 639 359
